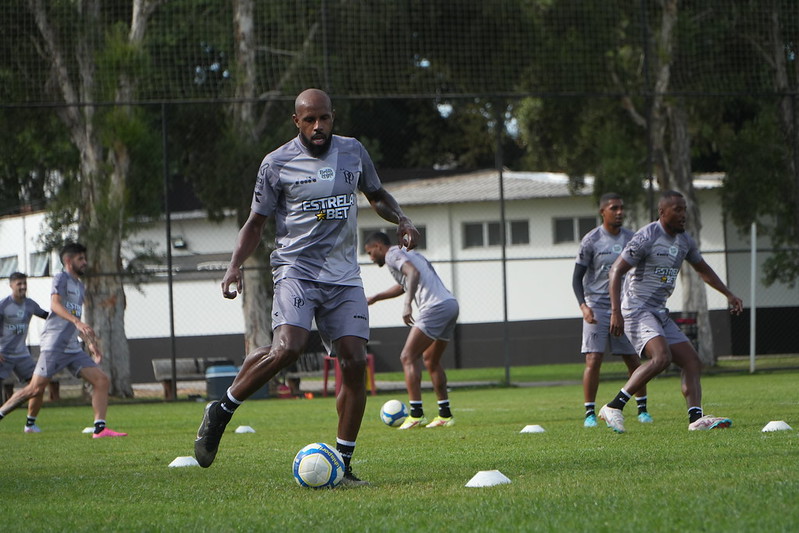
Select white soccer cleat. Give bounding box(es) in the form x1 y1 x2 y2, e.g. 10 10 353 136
599 404 625 433
688 415 732 431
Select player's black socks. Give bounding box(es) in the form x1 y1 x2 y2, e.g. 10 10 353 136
26 416 37 427
219 389 242 415
0 412 5 420
437 400 452 418
607 389 631 410
636 396 648 414
94 420 106 434
409 401 423 418
584 402 596 417
688 406 703 423
336 438 355 468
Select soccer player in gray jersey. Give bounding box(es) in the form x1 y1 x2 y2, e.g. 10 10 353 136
365 232 460 429
0 244 127 438
599 191 743 433
194 89 420 486
573 193 651 428
0 272 49 432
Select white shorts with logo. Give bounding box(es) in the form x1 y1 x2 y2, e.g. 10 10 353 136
581 306 636 355
415 299 459 341
623 307 690 356
272 278 370 343
34 349 97 379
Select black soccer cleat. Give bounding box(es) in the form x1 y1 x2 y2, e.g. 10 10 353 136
340 466 370 487
194 401 232 468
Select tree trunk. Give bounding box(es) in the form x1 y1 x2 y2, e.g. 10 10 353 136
233 0 274 355
669 104 714 365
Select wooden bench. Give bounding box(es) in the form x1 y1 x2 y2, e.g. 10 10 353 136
151 358 234 400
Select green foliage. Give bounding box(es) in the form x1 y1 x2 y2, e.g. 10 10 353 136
1 372 798 532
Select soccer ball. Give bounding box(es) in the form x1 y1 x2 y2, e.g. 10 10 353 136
380 399 409 427
292 443 345 489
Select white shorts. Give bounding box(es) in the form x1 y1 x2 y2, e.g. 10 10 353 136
415 299 459 341
272 278 370 343
623 308 690 356
0 355 36 382
581 306 636 355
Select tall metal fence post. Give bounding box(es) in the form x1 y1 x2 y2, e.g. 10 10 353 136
749 221 757 374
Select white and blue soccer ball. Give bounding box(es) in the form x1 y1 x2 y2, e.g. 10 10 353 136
380 399 409 427
292 442 345 489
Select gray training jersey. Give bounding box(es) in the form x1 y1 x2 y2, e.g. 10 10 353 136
619 220 702 313
0 296 46 357
38 271 85 353
575 225 634 309
251 135 383 286
384 246 456 312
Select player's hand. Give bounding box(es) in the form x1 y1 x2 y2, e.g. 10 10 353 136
221 265 243 299
366 295 376 305
609 310 624 337
580 303 596 324
77 322 97 344
402 303 414 326
89 343 103 364
727 294 743 315
397 218 421 250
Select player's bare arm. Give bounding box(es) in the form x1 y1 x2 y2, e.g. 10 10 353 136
367 284 404 305
400 261 420 326
690 259 744 315
363 187 421 249
608 256 633 336
222 211 269 299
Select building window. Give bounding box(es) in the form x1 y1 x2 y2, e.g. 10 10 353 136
29 252 50 277
553 216 597 244
0 255 19 277
463 220 530 248
360 226 426 251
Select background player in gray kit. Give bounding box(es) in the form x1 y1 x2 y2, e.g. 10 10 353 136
572 193 651 428
194 88 420 486
0 272 49 433
599 190 743 433
0 243 127 438
364 231 459 429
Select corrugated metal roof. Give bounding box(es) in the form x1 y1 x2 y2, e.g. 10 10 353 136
360 170 723 207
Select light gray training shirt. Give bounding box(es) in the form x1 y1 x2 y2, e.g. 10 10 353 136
251 135 383 287
575 225 634 309
384 246 457 312
38 271 85 353
619 220 702 313
0 296 46 357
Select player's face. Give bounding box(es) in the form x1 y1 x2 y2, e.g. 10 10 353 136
66 252 88 276
364 243 386 267
659 196 687 235
10 278 27 300
293 101 334 157
600 199 624 228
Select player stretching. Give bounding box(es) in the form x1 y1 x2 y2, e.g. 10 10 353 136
0 243 127 438
0 272 49 432
365 232 459 429
194 88 420 486
599 190 742 432
572 193 651 428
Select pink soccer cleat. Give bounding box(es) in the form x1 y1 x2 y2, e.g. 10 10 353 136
92 427 128 438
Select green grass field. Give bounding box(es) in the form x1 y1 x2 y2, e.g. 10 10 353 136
2 370 797 532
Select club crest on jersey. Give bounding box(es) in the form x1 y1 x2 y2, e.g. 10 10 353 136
303 193 355 222
612 244 623 253
317 167 335 181
668 245 679 256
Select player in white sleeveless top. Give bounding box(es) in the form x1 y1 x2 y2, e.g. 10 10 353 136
194 89 420 487
572 193 651 428
365 232 459 429
599 191 743 433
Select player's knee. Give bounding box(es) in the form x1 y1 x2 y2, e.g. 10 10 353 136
585 353 603 369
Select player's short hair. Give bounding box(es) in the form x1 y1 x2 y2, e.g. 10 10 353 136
364 231 391 247
9 272 27 282
658 190 684 209
60 242 87 262
599 192 622 208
